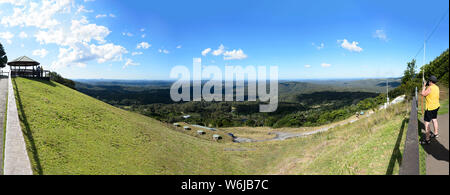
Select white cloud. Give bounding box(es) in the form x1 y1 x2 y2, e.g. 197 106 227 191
158 49 169 54
132 51 143 56
304 64 311 68
96 13 115 18
95 14 107 18
223 49 247 60
19 31 28 38
122 32 133 37
123 58 139 69
90 43 127 63
140 28 145 32
176 45 182 49
201 48 211 56
71 17 110 44
76 5 93 14
312 42 324 50
0 0 27 6
35 17 111 46
321 63 331 68
338 39 363 52
373 29 388 41
1 0 73 29
201 45 248 60
51 42 127 69
141 34 146 38
212 44 225 56
137 42 151 49
32 49 49 58
0 31 14 44
2 0 128 70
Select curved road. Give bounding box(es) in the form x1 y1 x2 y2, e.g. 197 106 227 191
233 113 371 143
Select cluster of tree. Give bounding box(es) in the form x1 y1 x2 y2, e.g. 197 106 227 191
0 42 7 69
122 91 381 128
390 49 449 99
49 71 76 89
75 82 174 105
76 77 392 128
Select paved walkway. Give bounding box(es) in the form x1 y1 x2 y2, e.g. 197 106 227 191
422 113 449 175
3 75 33 175
0 76 8 175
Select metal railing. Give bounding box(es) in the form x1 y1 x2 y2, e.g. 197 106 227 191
10 70 50 79
399 93 420 175
0 70 8 77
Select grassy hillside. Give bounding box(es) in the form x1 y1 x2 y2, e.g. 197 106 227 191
13 77 245 175
14 77 409 175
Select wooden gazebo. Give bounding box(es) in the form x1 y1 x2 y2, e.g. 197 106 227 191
7 56 49 80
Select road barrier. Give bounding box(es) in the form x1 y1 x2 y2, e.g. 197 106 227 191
399 96 420 175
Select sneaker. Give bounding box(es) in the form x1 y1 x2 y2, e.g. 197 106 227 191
420 139 431 145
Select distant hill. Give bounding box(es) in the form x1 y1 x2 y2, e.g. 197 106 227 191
305 78 402 93
75 78 393 105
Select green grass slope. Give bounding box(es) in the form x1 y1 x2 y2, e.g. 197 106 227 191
14 77 411 175
13 77 244 175
264 103 409 175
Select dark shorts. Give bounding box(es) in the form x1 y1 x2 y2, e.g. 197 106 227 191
424 107 440 122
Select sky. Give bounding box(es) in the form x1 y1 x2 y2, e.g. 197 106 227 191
0 0 449 80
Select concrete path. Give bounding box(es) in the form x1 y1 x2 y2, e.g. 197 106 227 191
422 113 449 175
3 75 33 175
0 76 8 175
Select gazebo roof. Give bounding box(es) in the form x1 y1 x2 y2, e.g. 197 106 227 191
7 56 40 66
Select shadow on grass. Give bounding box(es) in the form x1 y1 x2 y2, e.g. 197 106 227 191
386 118 407 175
12 78 43 175
418 120 449 162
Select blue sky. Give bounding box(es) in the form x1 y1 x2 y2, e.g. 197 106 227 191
0 0 449 80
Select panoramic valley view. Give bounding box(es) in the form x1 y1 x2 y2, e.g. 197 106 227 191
0 0 448 180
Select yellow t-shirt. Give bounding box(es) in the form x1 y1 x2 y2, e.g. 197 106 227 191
425 84 440 111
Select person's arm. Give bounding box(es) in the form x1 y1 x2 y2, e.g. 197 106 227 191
421 82 431 97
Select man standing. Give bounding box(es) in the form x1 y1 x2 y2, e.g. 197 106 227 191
420 75 440 145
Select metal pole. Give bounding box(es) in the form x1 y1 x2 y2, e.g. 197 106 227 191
415 87 418 110
387 79 389 106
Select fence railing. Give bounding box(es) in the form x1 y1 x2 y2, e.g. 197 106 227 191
10 70 50 79
0 70 8 77
399 95 420 175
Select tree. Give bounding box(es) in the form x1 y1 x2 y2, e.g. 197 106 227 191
49 71 76 89
0 42 7 69
400 59 418 98
401 59 416 85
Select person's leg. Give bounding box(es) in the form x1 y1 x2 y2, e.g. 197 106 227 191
425 121 431 140
432 119 439 135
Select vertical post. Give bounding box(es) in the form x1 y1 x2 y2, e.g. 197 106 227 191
422 41 426 115
415 87 418 109
386 79 389 106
